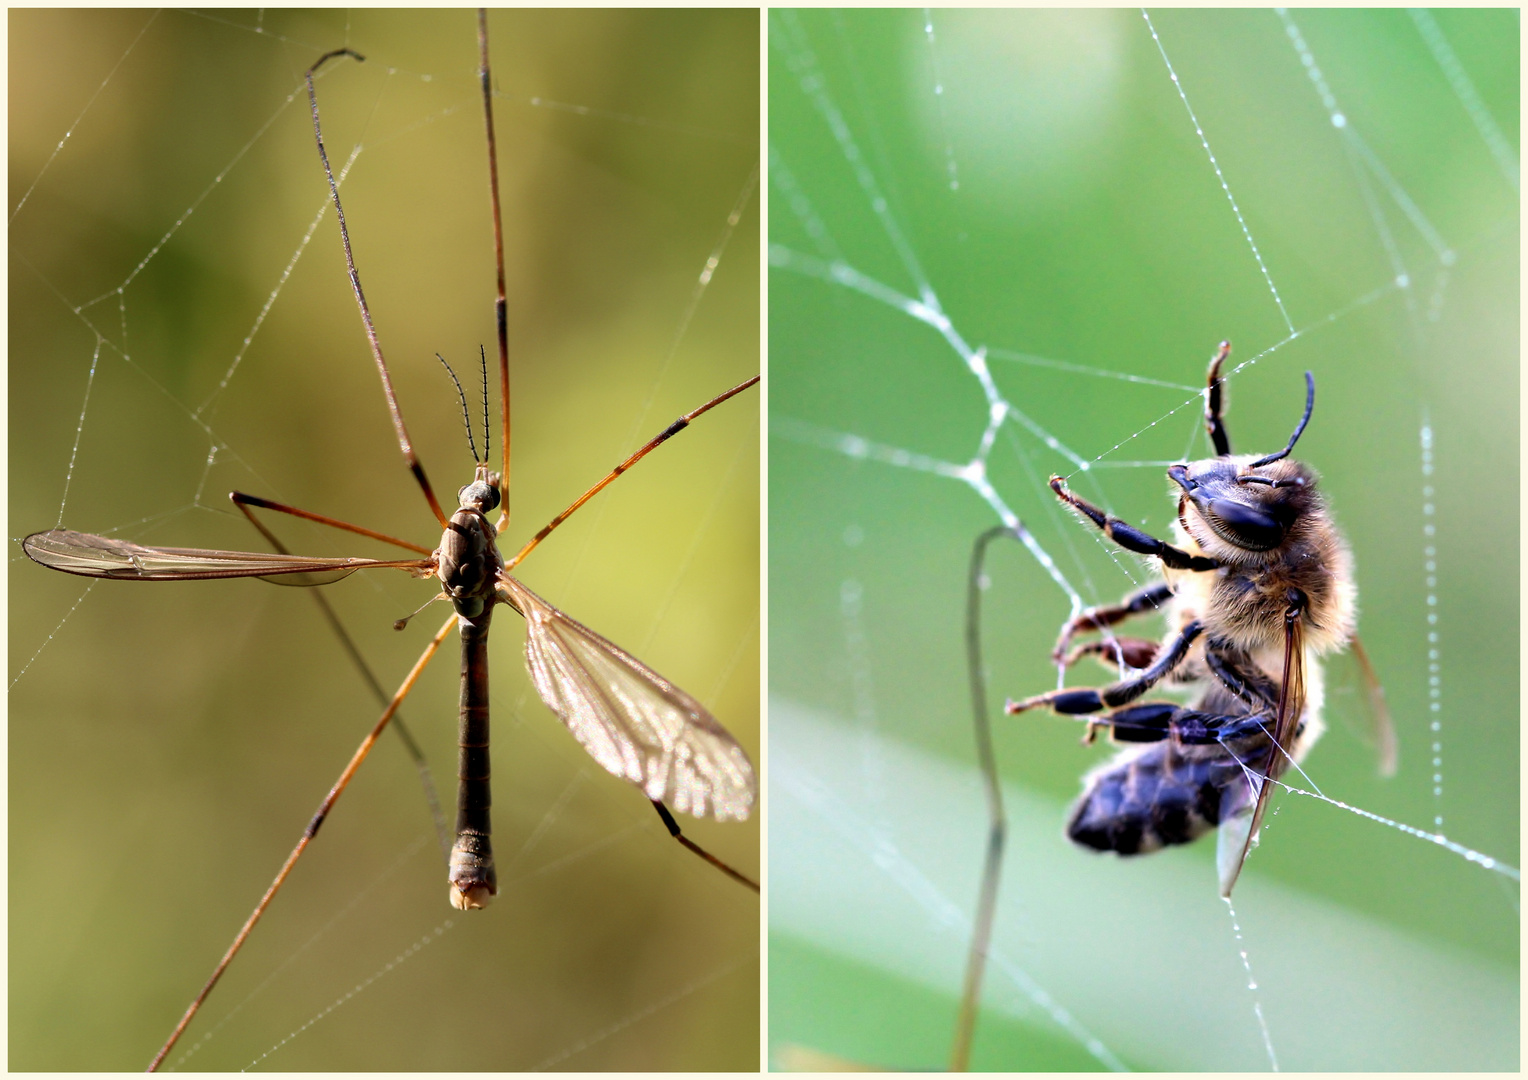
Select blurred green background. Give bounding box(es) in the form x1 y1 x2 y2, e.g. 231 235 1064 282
11 9 758 1070
770 8 1515 1071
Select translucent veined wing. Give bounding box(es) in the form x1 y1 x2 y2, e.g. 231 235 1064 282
1347 633 1397 777
23 528 431 584
1215 772 1258 897
1218 612 1307 897
497 574 756 822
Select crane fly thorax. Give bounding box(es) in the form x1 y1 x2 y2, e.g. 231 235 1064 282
437 465 503 619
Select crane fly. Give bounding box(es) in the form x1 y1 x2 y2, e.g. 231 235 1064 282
19 10 758 1071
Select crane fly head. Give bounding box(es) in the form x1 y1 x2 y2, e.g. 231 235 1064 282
458 463 501 515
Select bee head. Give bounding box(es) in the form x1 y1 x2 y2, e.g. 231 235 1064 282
1171 367 1320 555
1170 457 1316 553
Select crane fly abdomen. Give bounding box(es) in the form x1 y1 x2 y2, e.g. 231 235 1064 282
450 603 496 910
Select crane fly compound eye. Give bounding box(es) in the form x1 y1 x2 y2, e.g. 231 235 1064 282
458 480 499 513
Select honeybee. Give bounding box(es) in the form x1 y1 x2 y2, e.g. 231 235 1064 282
1008 342 1391 896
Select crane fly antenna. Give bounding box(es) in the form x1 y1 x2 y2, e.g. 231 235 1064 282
1248 371 1315 467
436 353 481 464
480 344 492 469
305 48 451 529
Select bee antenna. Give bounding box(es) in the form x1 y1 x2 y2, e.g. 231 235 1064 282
436 352 482 463
1247 371 1315 467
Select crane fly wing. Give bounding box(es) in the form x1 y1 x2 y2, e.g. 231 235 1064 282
496 574 756 822
1218 612 1307 897
23 528 430 585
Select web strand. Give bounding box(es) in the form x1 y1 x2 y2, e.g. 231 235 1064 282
1141 9 1294 335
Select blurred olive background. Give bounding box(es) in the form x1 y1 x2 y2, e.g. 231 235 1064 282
11 9 758 1071
770 8 1515 1072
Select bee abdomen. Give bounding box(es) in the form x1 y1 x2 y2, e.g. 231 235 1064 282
1066 747 1223 855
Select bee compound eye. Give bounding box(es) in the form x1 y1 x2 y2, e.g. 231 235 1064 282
1206 497 1285 551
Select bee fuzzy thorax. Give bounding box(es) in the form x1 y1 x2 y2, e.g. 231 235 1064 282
1170 467 1354 656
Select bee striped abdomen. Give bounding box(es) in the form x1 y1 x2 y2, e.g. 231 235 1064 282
1066 743 1227 855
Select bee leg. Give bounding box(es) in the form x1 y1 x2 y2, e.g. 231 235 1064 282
1061 637 1160 673
1048 477 1220 572
1098 701 1190 742
1063 701 1222 747
1086 703 1272 752
1051 581 1173 661
1205 340 1233 456
1204 645 1281 711
1008 620 1202 715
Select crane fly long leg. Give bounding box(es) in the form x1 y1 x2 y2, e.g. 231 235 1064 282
304 49 450 531
148 610 458 1072
232 492 434 555
504 375 760 571
233 495 451 862
477 9 513 533
649 800 760 892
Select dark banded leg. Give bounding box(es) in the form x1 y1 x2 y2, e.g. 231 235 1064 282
1008 620 1203 716
232 493 450 862
1048 477 1219 572
504 375 760 572
1205 340 1233 457
1084 701 1270 746
649 800 759 893
305 49 450 529
149 612 457 1071
1052 581 1173 661
478 9 514 529
231 491 433 554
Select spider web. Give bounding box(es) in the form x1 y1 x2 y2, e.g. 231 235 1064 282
10 10 758 1070
769 8 1516 1070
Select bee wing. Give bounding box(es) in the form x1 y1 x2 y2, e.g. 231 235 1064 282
1215 770 1258 897
1346 633 1397 777
1218 611 1307 898
23 528 429 584
496 574 756 822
